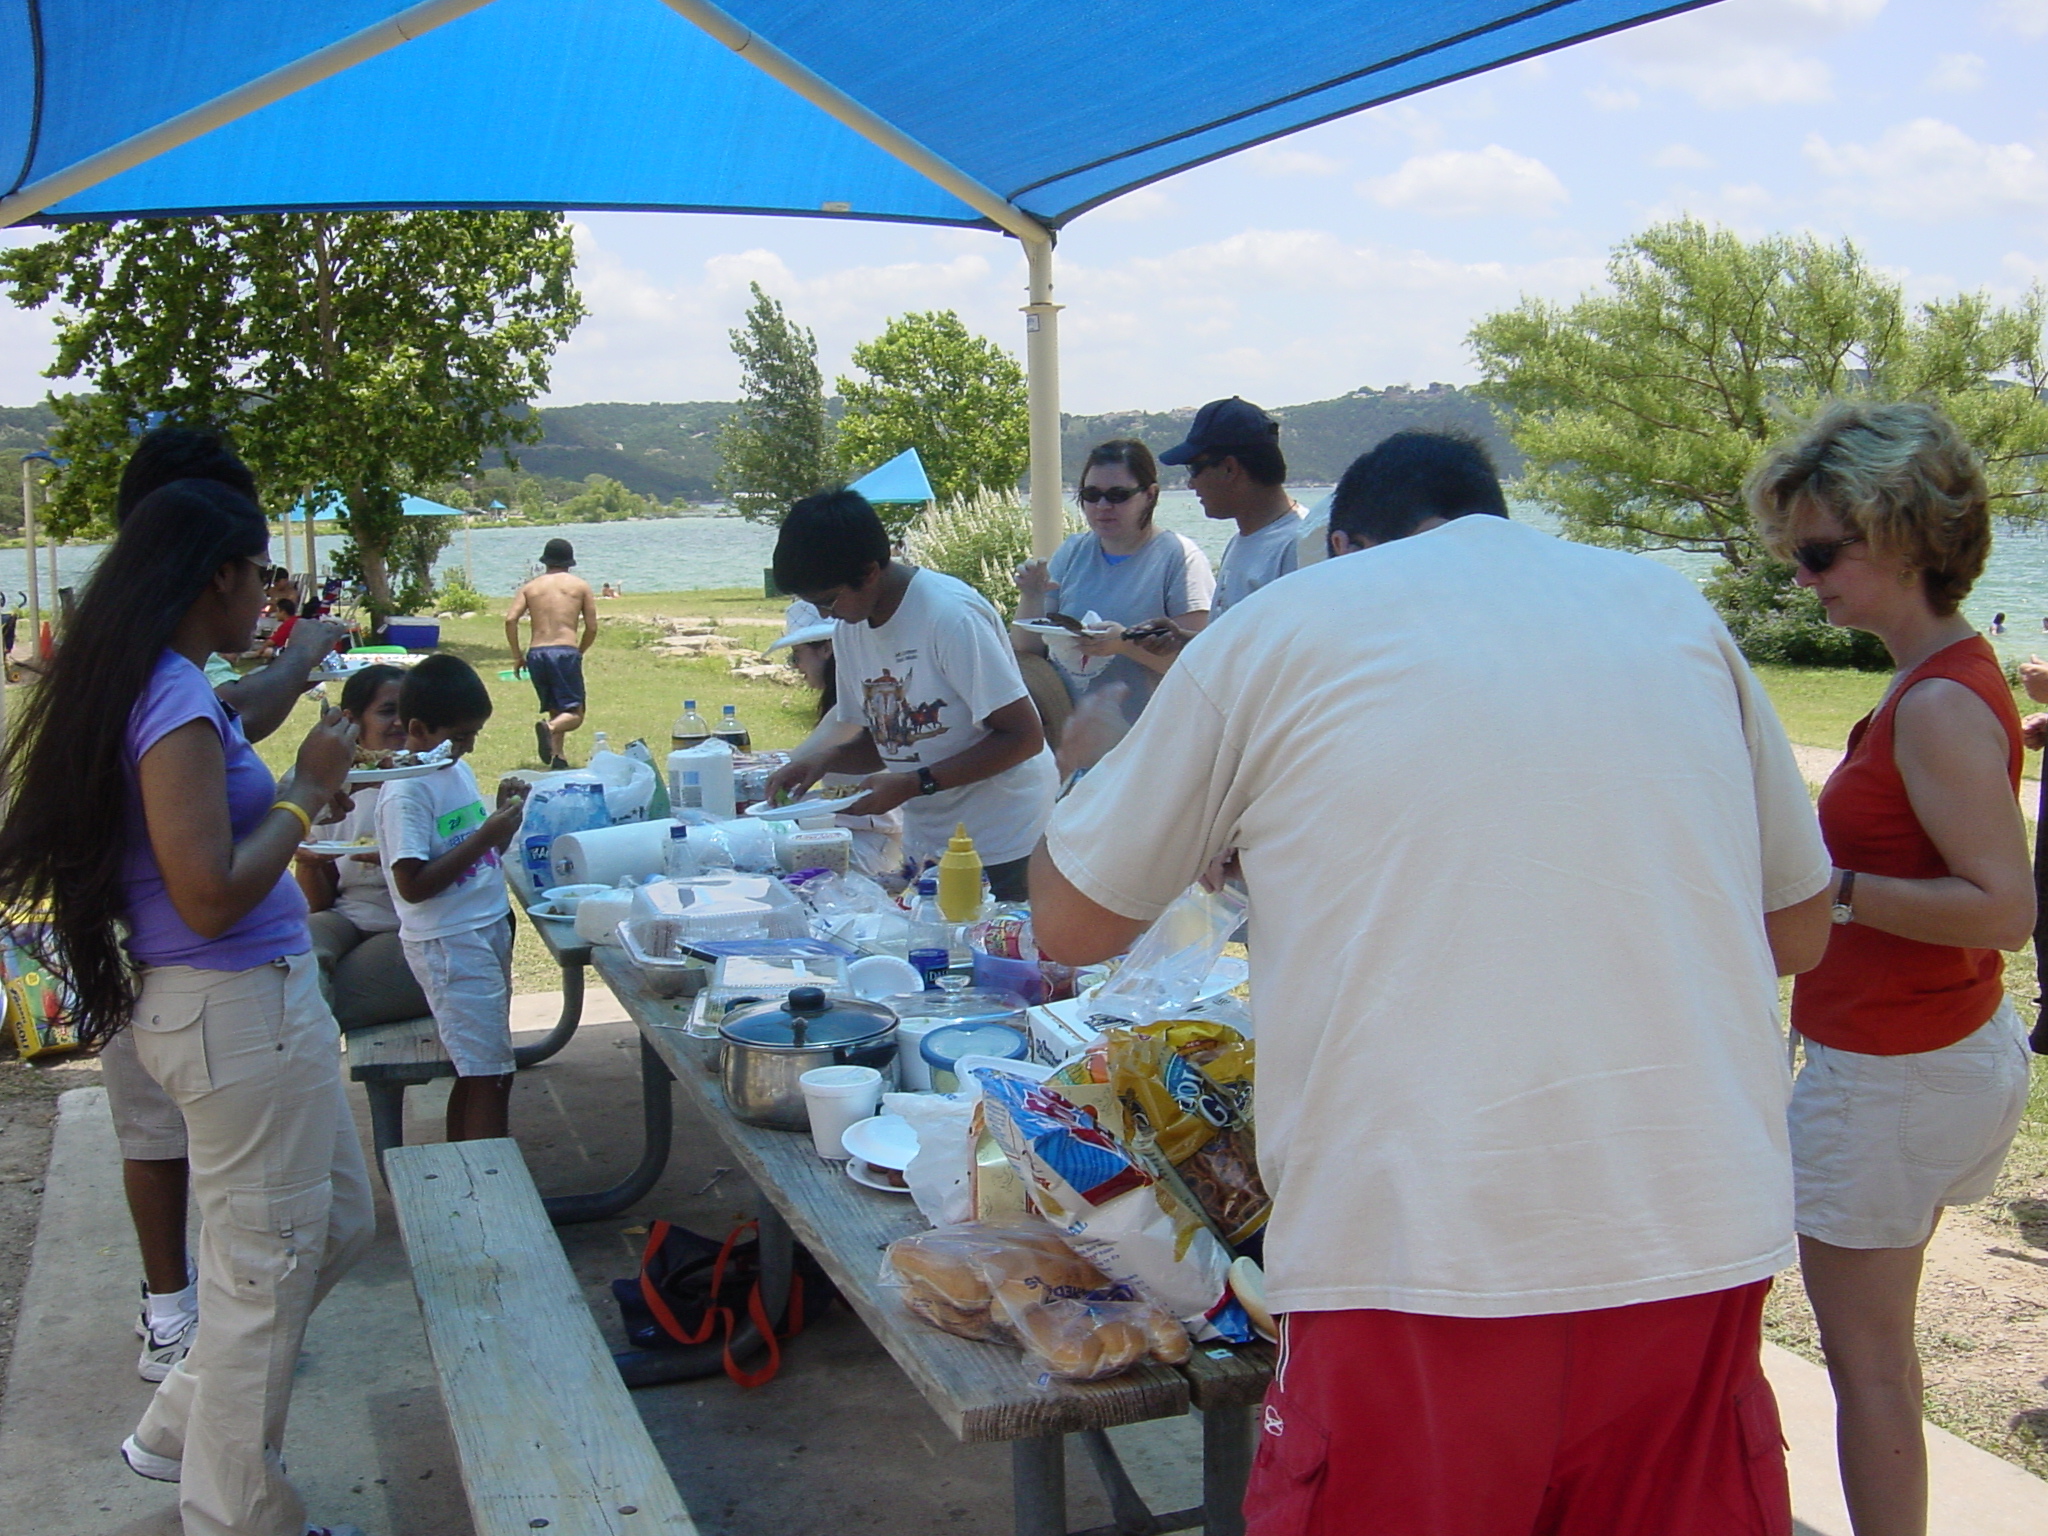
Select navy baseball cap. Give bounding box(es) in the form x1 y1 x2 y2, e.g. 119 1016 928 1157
1158 397 1281 465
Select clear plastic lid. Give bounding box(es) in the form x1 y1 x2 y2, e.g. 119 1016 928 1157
885 988 1028 1029
918 1020 1029 1068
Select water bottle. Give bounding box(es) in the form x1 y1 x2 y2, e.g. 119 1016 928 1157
664 823 692 880
715 703 751 751
907 877 952 990
671 699 711 750
592 729 611 755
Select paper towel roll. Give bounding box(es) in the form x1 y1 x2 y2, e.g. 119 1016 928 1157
550 819 678 886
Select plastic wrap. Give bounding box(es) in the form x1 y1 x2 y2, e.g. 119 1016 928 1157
1087 884 1249 1026
1103 1024 1268 1246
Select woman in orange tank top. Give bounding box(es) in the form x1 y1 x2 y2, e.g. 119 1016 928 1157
1749 402 2034 1536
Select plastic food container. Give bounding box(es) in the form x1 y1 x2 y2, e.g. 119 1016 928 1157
886 989 1030 1093
629 873 809 943
616 918 711 999
919 1020 1030 1093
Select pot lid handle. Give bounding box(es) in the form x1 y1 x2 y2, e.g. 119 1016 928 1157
787 986 827 1013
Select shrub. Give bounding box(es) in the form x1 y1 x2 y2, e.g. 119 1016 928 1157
1706 561 1892 670
434 571 492 614
905 491 1074 617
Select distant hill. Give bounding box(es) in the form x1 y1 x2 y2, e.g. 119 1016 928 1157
0 385 1516 520
1061 384 1517 486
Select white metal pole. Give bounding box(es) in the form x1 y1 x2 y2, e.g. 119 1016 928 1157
46 534 57 627
20 460 39 655
1024 240 1065 560
0 0 495 228
307 502 318 583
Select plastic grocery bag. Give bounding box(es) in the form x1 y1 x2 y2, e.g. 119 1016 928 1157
883 1090 977 1227
1088 883 1248 1025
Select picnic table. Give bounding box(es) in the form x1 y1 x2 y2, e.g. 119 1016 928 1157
591 943 1274 1536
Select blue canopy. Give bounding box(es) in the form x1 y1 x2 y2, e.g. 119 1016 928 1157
283 492 464 520
849 447 933 506
0 0 1715 231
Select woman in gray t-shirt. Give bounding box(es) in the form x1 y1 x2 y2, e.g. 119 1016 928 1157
1013 439 1214 722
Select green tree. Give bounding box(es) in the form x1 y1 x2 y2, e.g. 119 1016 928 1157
717 282 835 523
560 473 655 522
1471 220 2048 663
836 310 1028 529
0 211 584 612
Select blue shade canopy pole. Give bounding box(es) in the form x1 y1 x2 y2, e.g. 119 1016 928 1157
656 0 1067 556
0 0 495 228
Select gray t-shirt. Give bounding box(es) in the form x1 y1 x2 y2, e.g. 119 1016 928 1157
1046 528 1215 719
1214 505 1306 613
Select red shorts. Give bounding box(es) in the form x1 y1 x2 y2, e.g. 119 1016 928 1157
1244 1280 1789 1536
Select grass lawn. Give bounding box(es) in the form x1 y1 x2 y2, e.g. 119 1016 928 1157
1754 662 2042 780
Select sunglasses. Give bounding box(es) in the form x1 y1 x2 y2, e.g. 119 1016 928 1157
1792 535 1864 575
1079 485 1145 505
1186 455 1225 478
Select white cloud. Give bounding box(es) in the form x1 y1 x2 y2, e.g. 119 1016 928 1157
1247 146 1346 177
1925 53 1986 91
1089 187 1178 222
1651 143 1715 169
1594 0 1887 108
1987 0 2048 36
1363 145 1568 218
0 229 61 406
1585 85 1642 111
1804 118 2048 219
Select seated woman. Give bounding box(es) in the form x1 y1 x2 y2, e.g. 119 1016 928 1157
1012 439 1213 725
765 600 904 881
295 663 432 1030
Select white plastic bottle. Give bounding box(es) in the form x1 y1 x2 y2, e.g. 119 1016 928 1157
666 738 737 819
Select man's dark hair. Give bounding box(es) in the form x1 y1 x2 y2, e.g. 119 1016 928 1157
773 489 891 594
116 427 258 523
1215 439 1287 487
399 653 493 730
1329 431 1509 546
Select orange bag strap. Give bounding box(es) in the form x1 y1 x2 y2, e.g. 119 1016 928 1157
638 1218 747 1348
639 1218 809 1387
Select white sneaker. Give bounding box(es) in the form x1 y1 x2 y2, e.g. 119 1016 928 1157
137 1307 198 1383
120 1435 181 1483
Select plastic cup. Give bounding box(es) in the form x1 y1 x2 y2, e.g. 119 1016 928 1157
799 1065 884 1159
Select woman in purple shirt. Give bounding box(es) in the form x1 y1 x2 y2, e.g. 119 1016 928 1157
0 480 370 1536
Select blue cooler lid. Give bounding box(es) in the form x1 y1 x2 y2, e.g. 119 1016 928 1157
919 1021 1028 1070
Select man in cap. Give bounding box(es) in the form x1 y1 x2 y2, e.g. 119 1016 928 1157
506 536 598 769
1030 430 1832 1535
1160 397 1308 615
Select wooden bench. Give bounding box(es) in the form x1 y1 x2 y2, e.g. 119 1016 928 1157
385 1138 696 1536
345 1016 451 1164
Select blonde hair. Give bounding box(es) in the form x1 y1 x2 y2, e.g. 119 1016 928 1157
1746 400 1989 617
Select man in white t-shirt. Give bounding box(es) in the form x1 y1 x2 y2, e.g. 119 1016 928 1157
1030 431 1833 1536
1159 397 1306 614
766 490 1057 900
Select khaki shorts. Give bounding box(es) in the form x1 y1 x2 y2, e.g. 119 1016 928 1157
1791 1002 2032 1250
100 1026 188 1160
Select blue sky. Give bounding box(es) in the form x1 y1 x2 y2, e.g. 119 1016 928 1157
3 0 2044 415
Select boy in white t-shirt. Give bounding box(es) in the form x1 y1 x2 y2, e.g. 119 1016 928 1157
375 655 529 1140
764 490 1057 899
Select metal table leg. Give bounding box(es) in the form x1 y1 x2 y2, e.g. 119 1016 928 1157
754 1200 793 1324
1200 1404 1254 1536
364 1078 406 1176
514 956 585 1067
544 1033 673 1225
1013 1435 1068 1536
1078 1428 1161 1535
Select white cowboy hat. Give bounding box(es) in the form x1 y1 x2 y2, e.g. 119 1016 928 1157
764 599 836 653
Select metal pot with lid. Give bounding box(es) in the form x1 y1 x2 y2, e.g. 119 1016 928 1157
719 986 899 1130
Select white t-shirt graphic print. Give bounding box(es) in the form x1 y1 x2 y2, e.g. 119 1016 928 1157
832 569 1057 865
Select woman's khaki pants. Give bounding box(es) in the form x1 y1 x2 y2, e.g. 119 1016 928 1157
128 951 375 1536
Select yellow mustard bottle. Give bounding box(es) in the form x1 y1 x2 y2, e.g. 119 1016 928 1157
936 823 984 923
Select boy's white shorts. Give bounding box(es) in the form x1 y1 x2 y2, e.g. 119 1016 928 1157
403 917 515 1078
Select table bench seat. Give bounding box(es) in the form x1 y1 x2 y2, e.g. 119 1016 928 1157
386 1138 695 1536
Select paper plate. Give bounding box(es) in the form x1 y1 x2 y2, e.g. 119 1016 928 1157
346 758 454 785
744 794 858 820
1013 619 1113 639
525 902 578 928
845 1158 912 1195
838 1113 918 1172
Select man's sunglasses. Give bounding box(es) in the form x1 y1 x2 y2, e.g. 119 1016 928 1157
1792 535 1864 575
1079 485 1145 505
1186 455 1226 478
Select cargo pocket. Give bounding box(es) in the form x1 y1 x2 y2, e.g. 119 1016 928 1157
1244 1393 1330 1536
225 1182 331 1291
129 988 211 1098
1900 1049 2007 1168
1734 1379 1792 1536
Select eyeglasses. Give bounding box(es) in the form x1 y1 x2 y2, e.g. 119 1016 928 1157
1186 455 1225 479
1791 535 1864 575
1079 485 1144 505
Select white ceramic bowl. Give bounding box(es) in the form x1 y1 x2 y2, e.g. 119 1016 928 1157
541 883 610 915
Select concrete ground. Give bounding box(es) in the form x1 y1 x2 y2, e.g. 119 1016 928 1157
2 987 2044 1536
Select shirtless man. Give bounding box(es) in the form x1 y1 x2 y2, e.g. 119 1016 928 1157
506 537 599 768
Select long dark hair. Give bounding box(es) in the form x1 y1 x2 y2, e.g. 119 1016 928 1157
0 480 269 1048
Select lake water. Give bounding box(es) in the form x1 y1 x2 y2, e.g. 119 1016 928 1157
9 490 2047 661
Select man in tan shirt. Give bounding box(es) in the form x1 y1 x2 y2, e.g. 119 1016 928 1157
505 537 599 768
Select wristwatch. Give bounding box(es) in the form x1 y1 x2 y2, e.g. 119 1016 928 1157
1830 870 1857 926
916 767 941 797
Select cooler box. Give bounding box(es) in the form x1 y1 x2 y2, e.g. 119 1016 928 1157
384 620 440 650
